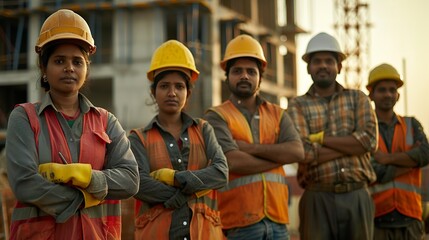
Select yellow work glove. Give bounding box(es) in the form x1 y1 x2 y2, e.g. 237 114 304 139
194 189 212 198
308 131 324 145
38 163 92 188
78 188 102 208
150 168 176 186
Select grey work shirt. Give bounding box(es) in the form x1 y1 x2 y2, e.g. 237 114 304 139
203 95 301 154
6 92 139 223
129 112 228 239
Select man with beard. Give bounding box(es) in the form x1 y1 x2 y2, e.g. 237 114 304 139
366 63 429 240
287 32 378 240
204 34 304 240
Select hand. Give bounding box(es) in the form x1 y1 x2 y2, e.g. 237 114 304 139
77 188 102 208
38 163 92 188
150 168 176 186
308 131 324 145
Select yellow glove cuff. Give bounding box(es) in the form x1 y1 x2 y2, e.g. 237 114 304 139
309 131 324 145
150 168 176 186
78 188 102 209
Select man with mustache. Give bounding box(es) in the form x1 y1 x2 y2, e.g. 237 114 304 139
366 63 429 240
204 34 304 239
287 32 378 240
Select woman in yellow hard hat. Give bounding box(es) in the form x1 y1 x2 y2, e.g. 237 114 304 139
5 9 139 239
129 40 228 240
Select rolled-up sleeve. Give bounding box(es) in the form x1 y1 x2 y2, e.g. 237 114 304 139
352 91 378 153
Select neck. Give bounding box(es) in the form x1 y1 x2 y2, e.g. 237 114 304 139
314 84 336 97
376 108 395 124
158 112 182 128
50 92 79 116
231 94 257 114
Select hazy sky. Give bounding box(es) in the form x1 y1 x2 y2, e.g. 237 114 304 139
295 0 429 135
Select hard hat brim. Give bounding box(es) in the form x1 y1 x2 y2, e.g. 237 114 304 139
302 51 347 63
35 33 96 55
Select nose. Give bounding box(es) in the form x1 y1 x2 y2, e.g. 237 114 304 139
240 72 249 80
64 62 74 73
167 87 176 97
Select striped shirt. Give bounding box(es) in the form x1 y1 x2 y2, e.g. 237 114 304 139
288 83 377 188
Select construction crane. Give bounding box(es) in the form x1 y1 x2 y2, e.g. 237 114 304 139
334 0 371 89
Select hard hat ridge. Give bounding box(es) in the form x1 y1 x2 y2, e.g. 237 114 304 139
147 40 200 83
35 9 96 55
366 63 403 91
220 34 267 71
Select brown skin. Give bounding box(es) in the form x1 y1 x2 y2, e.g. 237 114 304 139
305 52 367 164
151 71 191 141
369 80 417 177
224 58 304 174
43 43 88 116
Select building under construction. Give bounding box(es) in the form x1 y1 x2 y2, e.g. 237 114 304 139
0 0 303 131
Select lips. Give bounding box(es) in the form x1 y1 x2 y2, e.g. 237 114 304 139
60 76 77 82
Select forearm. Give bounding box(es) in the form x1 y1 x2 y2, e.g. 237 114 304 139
323 135 366 155
239 140 304 164
225 150 283 174
316 146 346 164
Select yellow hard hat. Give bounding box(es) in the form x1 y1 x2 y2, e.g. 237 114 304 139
147 40 199 83
367 63 403 91
220 34 267 71
302 32 346 63
35 9 96 55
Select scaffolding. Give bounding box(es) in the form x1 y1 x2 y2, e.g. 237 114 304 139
334 0 371 89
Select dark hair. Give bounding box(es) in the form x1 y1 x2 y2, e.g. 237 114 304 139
224 57 264 79
150 70 192 94
38 42 90 91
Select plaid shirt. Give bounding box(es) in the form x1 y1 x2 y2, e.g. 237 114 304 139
288 83 377 188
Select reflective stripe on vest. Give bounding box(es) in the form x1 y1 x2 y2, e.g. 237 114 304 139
131 119 223 240
219 172 288 192
370 116 422 220
208 101 289 229
11 103 121 240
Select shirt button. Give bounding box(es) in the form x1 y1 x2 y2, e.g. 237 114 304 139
341 168 345 172
184 137 188 141
184 238 187 240
178 159 182 163
69 138 73 142
169 143 174 147
183 221 187 226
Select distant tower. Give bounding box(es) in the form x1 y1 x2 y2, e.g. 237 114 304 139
334 0 371 89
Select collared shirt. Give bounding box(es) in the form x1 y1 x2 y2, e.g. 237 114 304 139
203 95 301 154
6 92 139 223
288 83 378 188
129 112 228 239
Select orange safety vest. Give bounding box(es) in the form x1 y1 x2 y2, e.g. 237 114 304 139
370 116 422 220
208 100 289 229
131 119 224 240
10 103 121 240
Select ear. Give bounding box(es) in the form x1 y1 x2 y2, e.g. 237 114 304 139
307 65 311 74
396 92 400 102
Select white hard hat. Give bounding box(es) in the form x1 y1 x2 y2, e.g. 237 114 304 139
302 32 346 63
